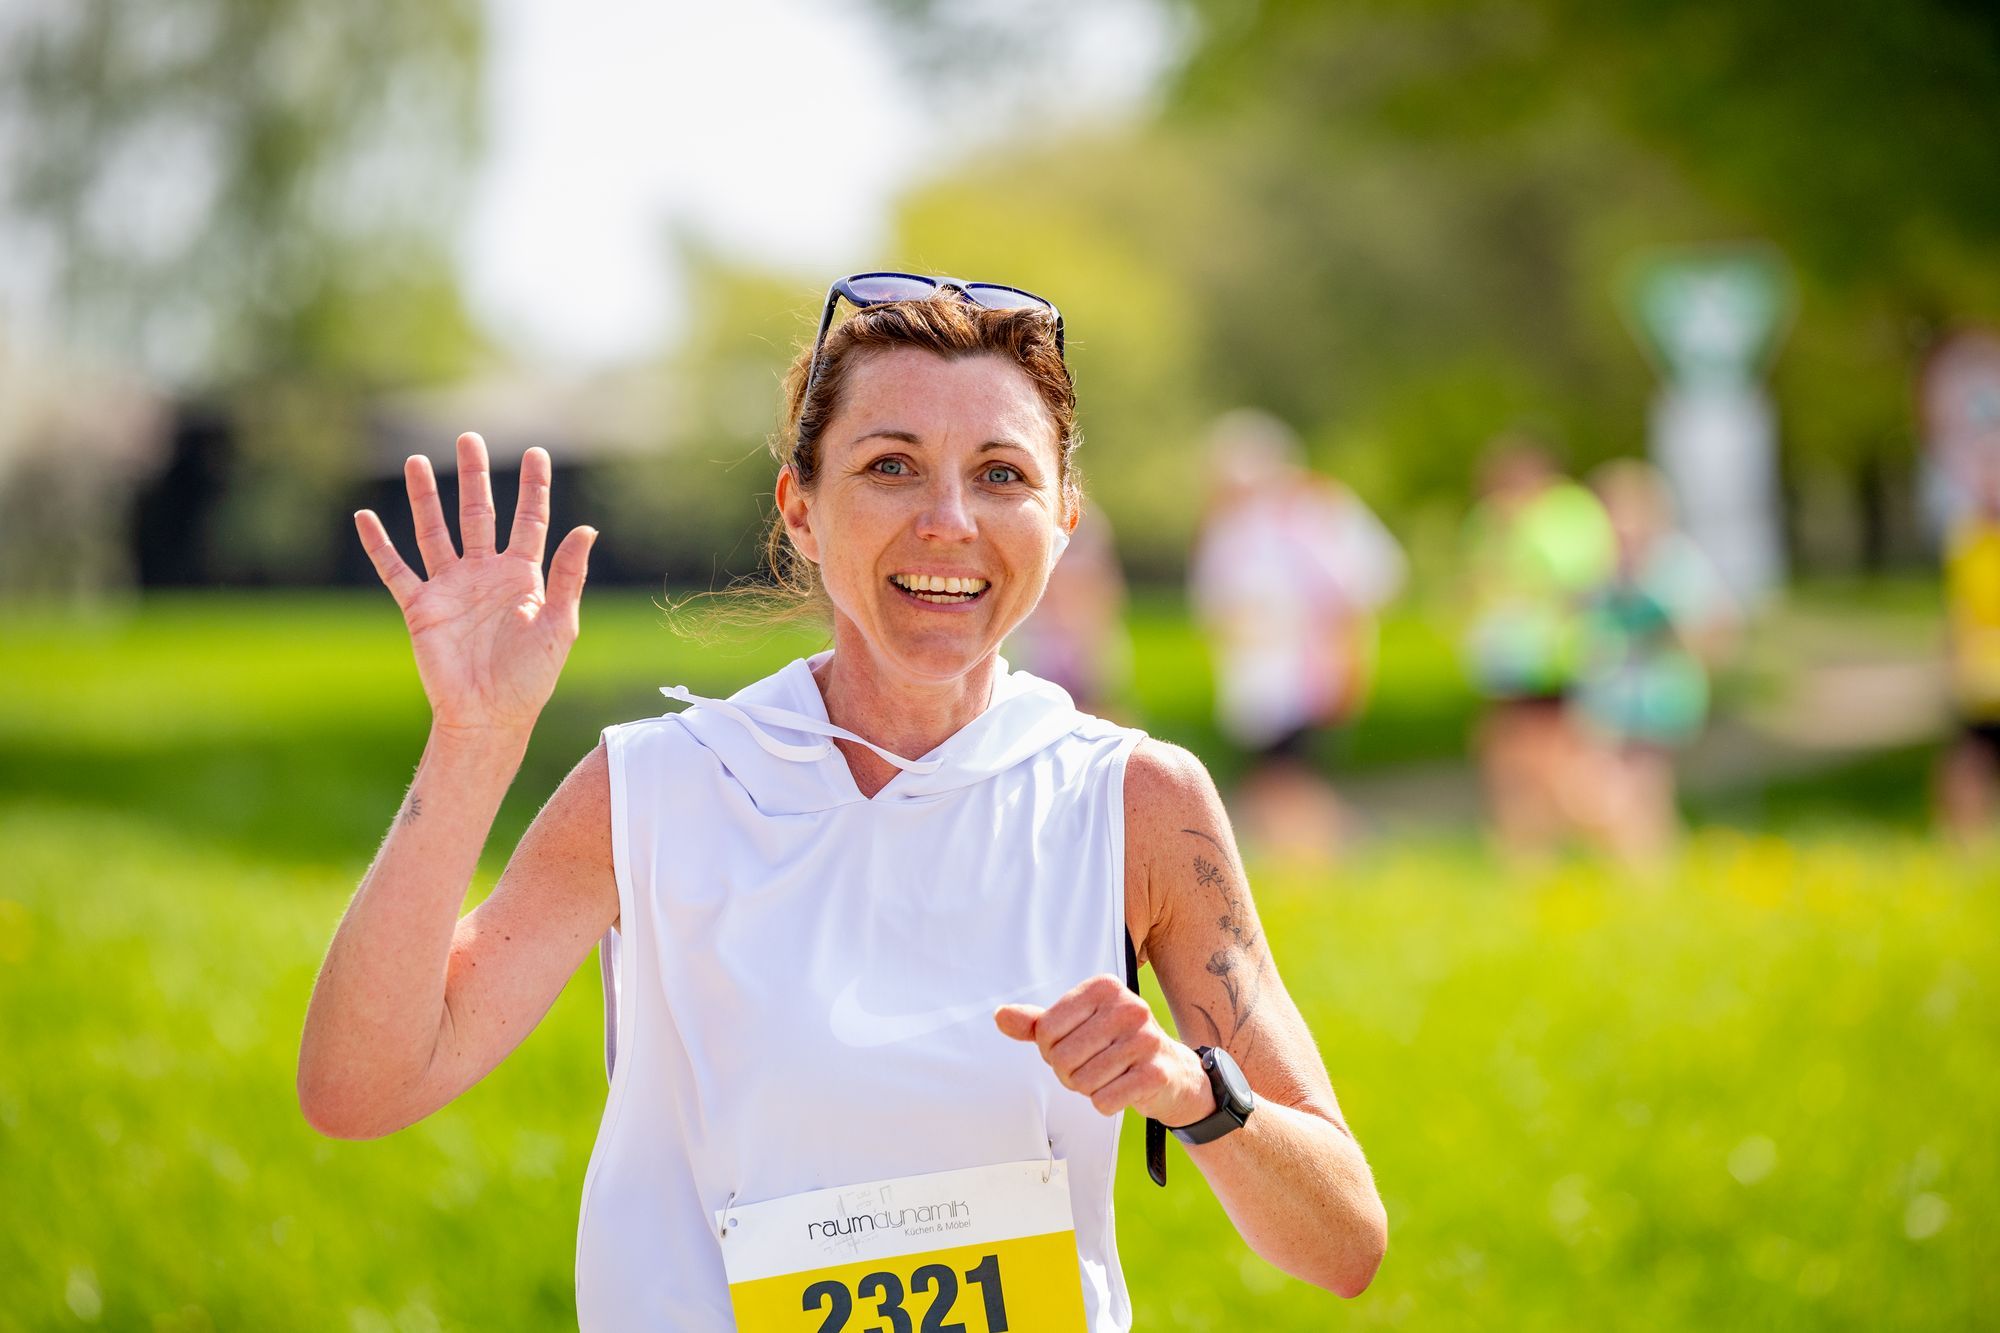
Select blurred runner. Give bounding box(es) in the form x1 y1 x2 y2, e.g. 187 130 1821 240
1575 460 1737 864
1937 450 2000 840
1920 331 2000 841
1008 505 1132 717
1461 437 1616 860
1189 410 1406 860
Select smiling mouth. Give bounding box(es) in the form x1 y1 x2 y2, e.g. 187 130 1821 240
889 572 990 605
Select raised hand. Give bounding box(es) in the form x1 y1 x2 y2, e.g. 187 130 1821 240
354 432 598 736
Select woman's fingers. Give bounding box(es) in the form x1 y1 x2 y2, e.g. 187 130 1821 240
546 524 599 613
506 446 553 565
1047 999 1147 1088
405 454 457 576
1087 1064 1169 1118
354 509 422 608
457 432 498 557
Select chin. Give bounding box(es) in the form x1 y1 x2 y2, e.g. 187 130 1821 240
834 607 1009 685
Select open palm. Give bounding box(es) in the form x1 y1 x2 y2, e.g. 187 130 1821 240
354 433 598 735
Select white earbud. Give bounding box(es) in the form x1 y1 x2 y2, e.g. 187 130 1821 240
1052 527 1071 558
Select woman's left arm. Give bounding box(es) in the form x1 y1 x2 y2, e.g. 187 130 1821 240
996 739 1387 1296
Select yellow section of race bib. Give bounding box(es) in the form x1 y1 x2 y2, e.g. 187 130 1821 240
716 1159 1088 1331
727 1230 1084 1332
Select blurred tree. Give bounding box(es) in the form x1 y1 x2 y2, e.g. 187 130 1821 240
1524 0 2000 289
0 0 488 586
0 0 486 389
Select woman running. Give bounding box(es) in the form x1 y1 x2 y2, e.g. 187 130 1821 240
298 275 1387 1331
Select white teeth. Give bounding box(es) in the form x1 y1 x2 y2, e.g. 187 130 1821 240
892 573 989 596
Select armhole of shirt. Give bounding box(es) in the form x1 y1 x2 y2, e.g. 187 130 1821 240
1106 727 1146 950
1107 727 1146 984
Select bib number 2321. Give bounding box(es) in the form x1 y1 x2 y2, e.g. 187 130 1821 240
719 1160 1088 1332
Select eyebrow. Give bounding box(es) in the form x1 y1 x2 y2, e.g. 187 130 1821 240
849 429 1037 455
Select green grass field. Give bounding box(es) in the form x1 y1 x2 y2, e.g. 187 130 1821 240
2 592 1994 1330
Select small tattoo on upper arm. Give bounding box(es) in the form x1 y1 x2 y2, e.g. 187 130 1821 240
404 793 423 823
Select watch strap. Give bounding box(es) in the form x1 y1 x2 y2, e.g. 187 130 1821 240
1168 1046 1253 1145
1125 930 1168 1187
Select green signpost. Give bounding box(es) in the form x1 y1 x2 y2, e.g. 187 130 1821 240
1621 244 1794 606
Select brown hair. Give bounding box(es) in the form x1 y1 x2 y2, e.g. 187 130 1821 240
760 293 1079 610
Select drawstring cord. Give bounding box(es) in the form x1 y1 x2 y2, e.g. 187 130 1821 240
660 686 946 775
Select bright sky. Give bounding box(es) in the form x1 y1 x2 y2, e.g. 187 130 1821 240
462 0 1178 369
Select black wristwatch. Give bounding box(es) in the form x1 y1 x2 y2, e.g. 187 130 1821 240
1167 1045 1256 1145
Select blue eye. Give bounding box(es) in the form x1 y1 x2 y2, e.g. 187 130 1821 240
873 457 910 476
983 464 1021 484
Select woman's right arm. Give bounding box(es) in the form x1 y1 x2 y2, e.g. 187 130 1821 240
297 433 615 1140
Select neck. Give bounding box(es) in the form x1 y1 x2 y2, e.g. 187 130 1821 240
813 626 1001 798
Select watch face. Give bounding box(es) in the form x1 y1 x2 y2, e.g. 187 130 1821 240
1205 1047 1254 1117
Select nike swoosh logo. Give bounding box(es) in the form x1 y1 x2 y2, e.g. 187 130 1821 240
828 976 1046 1048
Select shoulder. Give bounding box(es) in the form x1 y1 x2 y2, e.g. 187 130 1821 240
1123 737 1221 819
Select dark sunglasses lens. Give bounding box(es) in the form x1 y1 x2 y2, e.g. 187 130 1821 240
844 274 938 305
962 284 1049 312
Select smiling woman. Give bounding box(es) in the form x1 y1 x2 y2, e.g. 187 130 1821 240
298 279 1386 1332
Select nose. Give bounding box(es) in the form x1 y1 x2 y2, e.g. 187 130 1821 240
914 474 977 543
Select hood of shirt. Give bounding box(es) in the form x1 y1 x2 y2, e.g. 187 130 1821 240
658 651 1091 815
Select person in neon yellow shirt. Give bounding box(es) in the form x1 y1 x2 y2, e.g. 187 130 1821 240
1461 439 1616 859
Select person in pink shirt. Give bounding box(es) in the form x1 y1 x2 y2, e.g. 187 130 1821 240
1189 410 1406 859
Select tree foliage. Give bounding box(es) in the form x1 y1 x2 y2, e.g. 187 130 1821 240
0 0 486 390
0 0 491 588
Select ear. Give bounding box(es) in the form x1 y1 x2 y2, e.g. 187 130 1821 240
775 465 820 565
1049 495 1080 560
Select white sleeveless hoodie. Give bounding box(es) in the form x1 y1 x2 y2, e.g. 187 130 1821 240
577 652 1145 1331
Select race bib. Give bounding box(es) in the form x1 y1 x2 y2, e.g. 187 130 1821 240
717 1159 1088 1332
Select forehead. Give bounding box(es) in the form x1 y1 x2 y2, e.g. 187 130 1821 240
829 347 1060 460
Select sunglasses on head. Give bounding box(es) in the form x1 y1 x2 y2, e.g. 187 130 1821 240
798 272 1066 425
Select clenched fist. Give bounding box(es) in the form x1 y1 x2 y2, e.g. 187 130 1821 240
996 974 1215 1126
